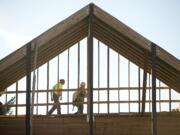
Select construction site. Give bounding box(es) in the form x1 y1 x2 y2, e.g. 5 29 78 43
0 3 180 135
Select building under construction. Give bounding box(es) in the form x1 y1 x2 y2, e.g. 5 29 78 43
0 3 180 135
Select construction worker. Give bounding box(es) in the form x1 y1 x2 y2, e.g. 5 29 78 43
48 79 65 115
72 82 87 114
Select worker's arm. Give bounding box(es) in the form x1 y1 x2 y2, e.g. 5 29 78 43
59 88 62 100
84 89 87 97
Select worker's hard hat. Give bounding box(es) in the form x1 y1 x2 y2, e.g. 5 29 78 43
80 82 85 86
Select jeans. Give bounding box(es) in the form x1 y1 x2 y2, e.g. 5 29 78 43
77 104 83 114
48 93 61 115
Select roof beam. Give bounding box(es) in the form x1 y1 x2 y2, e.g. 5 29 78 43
0 4 90 73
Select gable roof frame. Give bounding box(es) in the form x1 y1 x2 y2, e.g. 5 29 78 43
0 3 179 92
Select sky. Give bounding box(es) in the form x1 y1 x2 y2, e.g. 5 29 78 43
0 0 180 60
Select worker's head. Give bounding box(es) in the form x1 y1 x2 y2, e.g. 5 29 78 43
59 79 65 85
80 82 85 88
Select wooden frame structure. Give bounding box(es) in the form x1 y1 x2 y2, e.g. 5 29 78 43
0 4 179 92
0 3 180 135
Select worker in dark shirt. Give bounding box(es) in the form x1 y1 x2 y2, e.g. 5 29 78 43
72 82 87 114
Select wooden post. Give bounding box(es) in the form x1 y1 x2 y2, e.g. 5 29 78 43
128 61 130 112
36 68 39 114
169 88 171 112
138 67 141 113
16 81 18 116
87 3 94 135
107 47 110 114
98 40 100 114
26 43 31 135
159 81 161 112
46 62 49 114
67 49 70 114
151 43 157 135
57 56 60 83
118 55 120 113
141 52 148 115
149 74 151 111
78 42 80 88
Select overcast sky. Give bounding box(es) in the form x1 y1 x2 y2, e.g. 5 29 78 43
0 0 180 59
